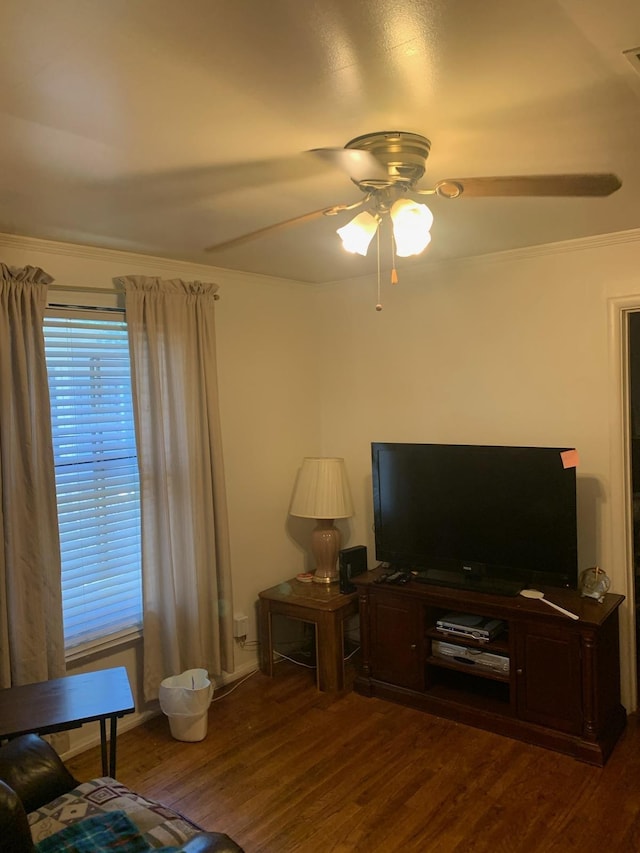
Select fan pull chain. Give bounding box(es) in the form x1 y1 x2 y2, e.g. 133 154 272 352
376 224 382 311
391 227 398 285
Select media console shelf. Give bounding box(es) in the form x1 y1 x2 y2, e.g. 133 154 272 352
353 568 626 765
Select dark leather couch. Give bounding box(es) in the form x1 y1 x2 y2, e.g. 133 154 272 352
0 734 242 853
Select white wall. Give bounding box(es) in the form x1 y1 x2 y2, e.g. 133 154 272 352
213 263 323 638
316 232 640 710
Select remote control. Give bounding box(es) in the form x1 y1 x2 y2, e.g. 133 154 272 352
375 572 392 583
386 571 410 584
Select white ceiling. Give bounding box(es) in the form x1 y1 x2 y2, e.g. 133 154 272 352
1 0 639 283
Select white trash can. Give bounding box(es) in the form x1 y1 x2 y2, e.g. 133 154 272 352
158 668 213 742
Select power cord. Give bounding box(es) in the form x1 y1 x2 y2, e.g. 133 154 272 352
274 645 360 669
210 668 259 702
273 651 316 670
233 631 360 677
344 644 361 662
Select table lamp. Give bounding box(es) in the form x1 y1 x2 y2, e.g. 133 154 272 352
289 457 354 584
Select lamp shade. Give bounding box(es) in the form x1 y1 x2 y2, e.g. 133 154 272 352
390 198 433 257
289 457 354 519
336 211 379 256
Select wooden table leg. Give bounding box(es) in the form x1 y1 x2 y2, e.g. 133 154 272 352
259 599 274 677
316 610 344 692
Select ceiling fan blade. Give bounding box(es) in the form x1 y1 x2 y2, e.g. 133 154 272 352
204 201 363 253
92 154 333 208
432 173 621 199
309 147 388 182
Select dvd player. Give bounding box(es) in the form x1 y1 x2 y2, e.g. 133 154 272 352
436 612 506 642
432 640 510 674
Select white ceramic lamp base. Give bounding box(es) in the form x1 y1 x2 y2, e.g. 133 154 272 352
310 519 340 584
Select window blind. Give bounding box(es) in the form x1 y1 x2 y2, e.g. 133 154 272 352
43 311 142 650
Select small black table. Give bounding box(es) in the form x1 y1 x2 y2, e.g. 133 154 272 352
0 666 135 777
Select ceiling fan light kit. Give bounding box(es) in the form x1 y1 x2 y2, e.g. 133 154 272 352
389 198 433 257
336 210 380 256
204 130 621 309
336 198 433 259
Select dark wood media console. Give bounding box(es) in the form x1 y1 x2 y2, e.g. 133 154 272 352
353 568 626 765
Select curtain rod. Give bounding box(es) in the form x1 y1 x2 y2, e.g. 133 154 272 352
47 284 220 299
48 284 119 295
47 284 123 312
47 302 124 313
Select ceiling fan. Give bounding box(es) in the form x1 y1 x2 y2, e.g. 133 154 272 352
203 130 622 255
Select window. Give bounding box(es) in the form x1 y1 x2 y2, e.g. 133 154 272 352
43 310 142 652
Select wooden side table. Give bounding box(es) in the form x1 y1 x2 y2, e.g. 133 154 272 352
258 578 359 692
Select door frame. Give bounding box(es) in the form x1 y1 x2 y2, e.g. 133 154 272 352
608 295 639 711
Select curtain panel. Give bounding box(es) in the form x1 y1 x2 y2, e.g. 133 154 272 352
116 275 234 700
0 264 66 689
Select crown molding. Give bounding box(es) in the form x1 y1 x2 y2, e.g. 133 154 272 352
326 226 640 286
419 227 640 280
2 227 640 289
463 227 640 268
0 232 306 289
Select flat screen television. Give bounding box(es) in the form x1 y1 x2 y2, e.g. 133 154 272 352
371 442 578 594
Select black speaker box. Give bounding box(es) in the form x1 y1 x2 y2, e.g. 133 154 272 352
339 545 368 594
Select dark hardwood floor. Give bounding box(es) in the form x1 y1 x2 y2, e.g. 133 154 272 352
67 661 640 853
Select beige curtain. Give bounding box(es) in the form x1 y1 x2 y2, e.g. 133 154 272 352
117 275 234 700
0 264 66 689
